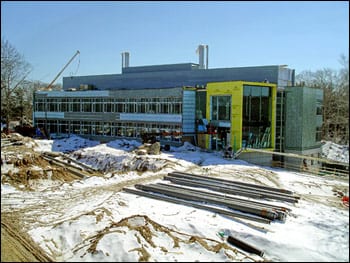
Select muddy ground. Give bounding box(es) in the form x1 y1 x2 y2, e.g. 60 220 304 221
1 133 88 262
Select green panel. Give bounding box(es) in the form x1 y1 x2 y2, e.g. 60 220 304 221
285 87 323 151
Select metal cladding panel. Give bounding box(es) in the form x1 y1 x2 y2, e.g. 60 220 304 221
109 87 182 98
278 67 295 87
182 90 196 133
64 112 117 121
120 113 182 123
34 112 65 119
36 90 110 97
285 87 303 149
285 86 323 151
37 88 182 99
122 63 199 73
63 65 283 91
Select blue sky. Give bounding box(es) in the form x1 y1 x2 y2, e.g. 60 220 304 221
1 1 349 84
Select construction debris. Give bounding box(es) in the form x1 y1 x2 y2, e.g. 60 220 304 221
1 133 94 190
135 142 161 155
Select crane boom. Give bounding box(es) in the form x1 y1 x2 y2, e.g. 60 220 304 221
46 50 80 90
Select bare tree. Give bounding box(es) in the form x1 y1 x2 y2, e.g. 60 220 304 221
296 55 349 144
11 80 35 126
1 38 32 133
335 54 349 144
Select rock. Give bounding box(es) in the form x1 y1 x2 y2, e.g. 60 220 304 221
136 149 148 155
148 142 161 155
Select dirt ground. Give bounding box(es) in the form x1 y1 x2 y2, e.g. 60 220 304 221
1 133 83 262
1 216 53 262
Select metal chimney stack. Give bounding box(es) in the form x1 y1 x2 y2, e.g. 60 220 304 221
121 52 130 68
197 44 208 69
206 45 209 69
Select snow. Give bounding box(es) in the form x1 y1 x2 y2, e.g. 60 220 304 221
321 140 349 164
1 135 349 262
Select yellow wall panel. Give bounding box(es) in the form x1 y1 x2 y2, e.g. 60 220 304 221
205 81 276 151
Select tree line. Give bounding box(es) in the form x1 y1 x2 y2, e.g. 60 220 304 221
1 38 349 145
296 54 349 145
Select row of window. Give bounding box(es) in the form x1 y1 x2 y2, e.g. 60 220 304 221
34 97 183 114
36 120 182 141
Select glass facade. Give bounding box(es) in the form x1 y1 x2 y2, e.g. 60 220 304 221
34 97 182 114
242 85 272 148
34 95 183 142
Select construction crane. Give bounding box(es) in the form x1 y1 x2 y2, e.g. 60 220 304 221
45 50 80 90
35 50 80 139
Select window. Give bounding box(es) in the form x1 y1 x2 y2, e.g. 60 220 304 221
82 121 91 134
243 85 272 148
59 121 69 134
316 100 323 115
72 121 81 134
48 99 58 112
61 98 68 112
36 98 46 111
211 96 231 121
95 99 102 112
72 99 80 112
82 98 92 112
316 126 322 142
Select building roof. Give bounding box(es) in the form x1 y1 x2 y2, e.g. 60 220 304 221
63 63 294 91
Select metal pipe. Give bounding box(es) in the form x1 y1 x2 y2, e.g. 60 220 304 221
156 182 287 221
170 171 296 195
227 235 264 257
168 171 299 199
165 174 299 203
41 155 85 178
123 187 271 224
165 176 263 199
158 182 291 212
135 184 280 221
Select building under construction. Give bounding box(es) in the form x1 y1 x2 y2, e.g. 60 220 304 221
33 45 324 168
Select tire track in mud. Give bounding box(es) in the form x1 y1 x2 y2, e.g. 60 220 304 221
1 173 167 228
1 166 170 262
1 218 54 262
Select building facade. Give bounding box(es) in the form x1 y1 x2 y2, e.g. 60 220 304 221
33 80 277 152
33 87 194 144
200 81 276 152
33 55 323 167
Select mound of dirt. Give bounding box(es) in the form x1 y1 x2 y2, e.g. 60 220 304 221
1 134 82 190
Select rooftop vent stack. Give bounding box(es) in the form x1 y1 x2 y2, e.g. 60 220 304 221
206 45 209 69
121 52 130 69
197 44 208 69
198 45 205 69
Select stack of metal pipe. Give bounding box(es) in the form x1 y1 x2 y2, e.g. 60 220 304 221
123 171 300 224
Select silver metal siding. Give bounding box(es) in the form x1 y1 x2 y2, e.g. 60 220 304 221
182 90 196 133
